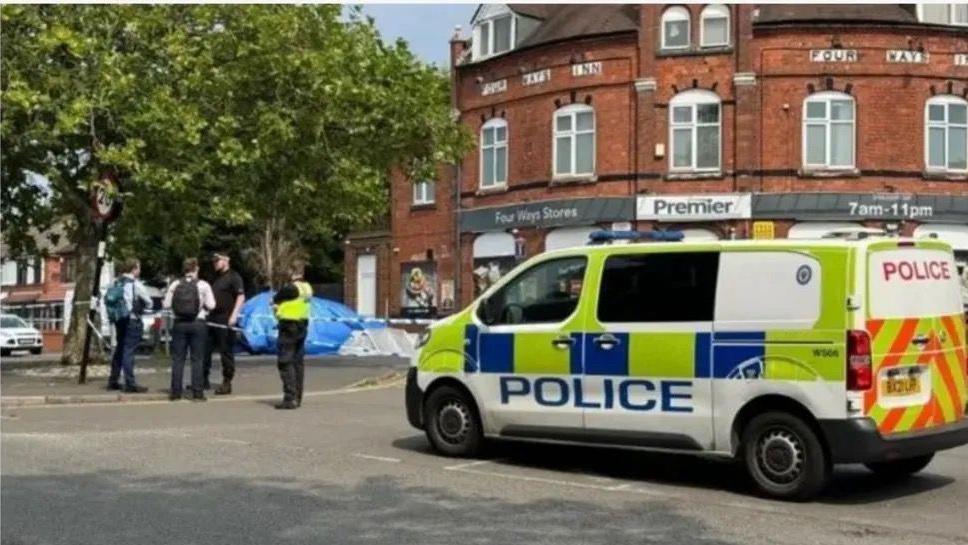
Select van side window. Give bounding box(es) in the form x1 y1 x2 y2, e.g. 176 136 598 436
598 252 719 322
480 257 587 325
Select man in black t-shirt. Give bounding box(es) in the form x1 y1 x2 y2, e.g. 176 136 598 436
204 252 245 395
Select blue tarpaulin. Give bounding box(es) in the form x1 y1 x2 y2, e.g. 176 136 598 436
236 291 384 355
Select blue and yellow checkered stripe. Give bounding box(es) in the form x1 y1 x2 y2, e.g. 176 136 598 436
465 325 843 381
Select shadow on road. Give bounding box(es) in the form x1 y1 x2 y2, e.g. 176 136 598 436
1 472 738 545
392 434 954 505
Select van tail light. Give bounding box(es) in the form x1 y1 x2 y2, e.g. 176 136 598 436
152 317 163 331
847 330 873 391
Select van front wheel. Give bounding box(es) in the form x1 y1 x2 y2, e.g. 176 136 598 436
742 412 830 501
423 385 483 457
865 453 934 478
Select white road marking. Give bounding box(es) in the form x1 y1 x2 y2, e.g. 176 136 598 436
212 438 250 445
443 459 497 471
447 462 964 541
353 453 402 463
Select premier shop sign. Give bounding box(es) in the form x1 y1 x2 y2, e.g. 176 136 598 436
637 194 752 221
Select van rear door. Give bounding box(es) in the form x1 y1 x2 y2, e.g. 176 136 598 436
865 242 967 436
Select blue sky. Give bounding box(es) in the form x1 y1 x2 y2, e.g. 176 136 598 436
358 4 478 66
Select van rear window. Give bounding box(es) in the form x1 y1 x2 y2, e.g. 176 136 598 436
597 252 719 323
868 249 962 319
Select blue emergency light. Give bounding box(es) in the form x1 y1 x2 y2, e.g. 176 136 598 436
587 230 684 245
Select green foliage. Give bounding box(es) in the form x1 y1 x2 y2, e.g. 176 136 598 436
1 4 470 267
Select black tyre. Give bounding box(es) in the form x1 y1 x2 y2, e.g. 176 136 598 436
865 453 934 478
423 385 484 457
742 411 830 501
1 349 10 357
30 347 42 355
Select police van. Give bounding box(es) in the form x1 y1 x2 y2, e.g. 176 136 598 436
404 233 968 500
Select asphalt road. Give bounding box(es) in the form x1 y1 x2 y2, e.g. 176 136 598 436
3 374 968 545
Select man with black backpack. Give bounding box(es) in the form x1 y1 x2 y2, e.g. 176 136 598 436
163 258 216 401
105 258 154 393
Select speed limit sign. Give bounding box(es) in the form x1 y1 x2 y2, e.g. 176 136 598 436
90 176 122 224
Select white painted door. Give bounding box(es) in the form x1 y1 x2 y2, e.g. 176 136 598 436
356 254 376 317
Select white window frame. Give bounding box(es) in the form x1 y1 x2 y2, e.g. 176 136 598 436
412 180 435 205
802 91 856 170
669 89 722 173
661 6 691 50
552 103 596 178
925 95 968 173
700 5 730 47
475 14 516 60
480 118 508 189
916 3 968 25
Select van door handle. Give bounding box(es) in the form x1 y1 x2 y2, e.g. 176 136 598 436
911 335 929 347
551 336 575 350
594 333 620 351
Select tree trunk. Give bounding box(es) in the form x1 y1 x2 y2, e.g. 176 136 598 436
61 223 100 366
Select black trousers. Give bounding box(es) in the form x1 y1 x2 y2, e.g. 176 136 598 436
204 318 236 384
277 319 308 403
170 319 207 394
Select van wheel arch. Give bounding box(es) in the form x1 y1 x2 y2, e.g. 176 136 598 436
731 395 830 461
424 377 484 428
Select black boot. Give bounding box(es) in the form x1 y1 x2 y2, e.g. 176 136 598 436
214 382 232 395
274 400 298 410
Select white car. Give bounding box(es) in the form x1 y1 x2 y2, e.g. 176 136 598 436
0 314 43 357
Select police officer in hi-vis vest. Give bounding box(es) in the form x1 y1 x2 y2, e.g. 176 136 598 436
272 261 313 410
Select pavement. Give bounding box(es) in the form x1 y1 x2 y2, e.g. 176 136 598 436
0 353 407 405
3 363 968 545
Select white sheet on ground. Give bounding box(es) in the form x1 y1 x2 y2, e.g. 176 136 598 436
339 327 416 358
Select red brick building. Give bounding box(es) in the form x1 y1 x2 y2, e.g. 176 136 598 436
345 3 968 319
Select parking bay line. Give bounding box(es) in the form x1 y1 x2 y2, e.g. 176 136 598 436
353 453 402 463
444 461 960 542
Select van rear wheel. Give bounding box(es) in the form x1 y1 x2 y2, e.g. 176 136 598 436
865 453 934 478
423 385 484 457
742 411 830 501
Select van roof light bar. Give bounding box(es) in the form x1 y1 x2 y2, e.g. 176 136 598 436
588 230 684 245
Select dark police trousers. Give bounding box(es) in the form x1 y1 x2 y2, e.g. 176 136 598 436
277 319 308 404
170 319 207 395
204 315 236 385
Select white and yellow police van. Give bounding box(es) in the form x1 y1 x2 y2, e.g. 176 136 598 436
405 232 968 500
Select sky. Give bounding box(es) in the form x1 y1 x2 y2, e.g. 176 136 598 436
357 4 478 67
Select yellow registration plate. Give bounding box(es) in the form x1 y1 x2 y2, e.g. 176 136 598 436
882 376 921 396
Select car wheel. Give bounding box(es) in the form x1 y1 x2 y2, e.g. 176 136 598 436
865 453 934 478
742 411 830 501
423 385 484 457
1 349 10 357
30 348 42 355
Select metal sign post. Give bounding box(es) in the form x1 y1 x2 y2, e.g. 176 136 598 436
79 176 122 384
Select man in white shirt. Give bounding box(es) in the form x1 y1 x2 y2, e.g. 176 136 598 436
108 258 154 393
163 258 216 400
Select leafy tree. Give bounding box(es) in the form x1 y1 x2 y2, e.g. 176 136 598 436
1 5 469 365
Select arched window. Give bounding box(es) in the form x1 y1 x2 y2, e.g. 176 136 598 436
480 118 508 189
700 5 730 47
926 95 968 173
553 104 595 177
803 92 855 169
661 6 691 50
669 89 721 172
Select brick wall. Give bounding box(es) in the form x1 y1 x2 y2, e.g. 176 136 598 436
364 5 968 316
